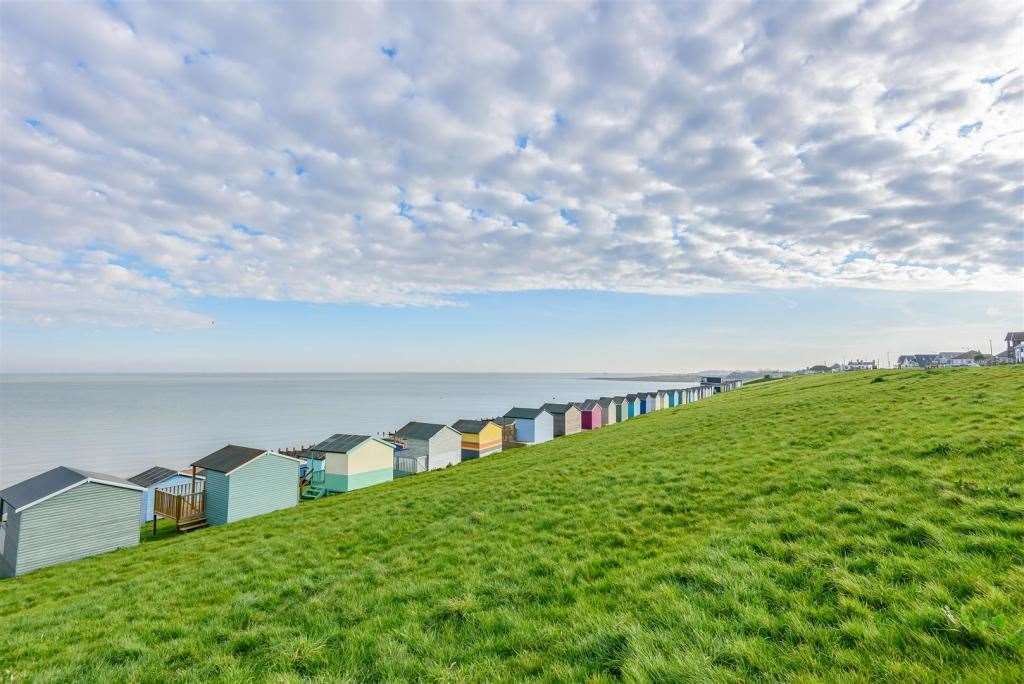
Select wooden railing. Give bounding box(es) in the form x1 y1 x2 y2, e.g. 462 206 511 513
154 489 205 524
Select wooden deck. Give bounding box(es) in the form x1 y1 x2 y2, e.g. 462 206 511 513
153 489 206 529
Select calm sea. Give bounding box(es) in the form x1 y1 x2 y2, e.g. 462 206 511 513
0 373 691 487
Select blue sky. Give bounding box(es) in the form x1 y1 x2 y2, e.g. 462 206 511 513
0 1 1022 372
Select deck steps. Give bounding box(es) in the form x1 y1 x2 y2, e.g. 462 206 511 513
301 486 325 500
177 518 208 532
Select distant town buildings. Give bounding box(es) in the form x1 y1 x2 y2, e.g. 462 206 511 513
801 360 877 374
893 331 1021 368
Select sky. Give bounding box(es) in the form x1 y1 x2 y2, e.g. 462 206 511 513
0 0 1022 372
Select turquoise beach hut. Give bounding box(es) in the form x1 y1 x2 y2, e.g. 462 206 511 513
191 445 300 526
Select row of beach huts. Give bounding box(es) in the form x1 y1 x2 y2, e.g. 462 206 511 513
0 377 741 578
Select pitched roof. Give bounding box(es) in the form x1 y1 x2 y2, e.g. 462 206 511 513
625 393 638 400
127 466 181 488
1005 332 1024 343
541 402 577 415
581 399 601 410
1 466 143 513
612 396 626 403
191 445 268 473
504 407 544 419
597 397 615 406
451 419 497 433
395 421 451 440
310 433 373 454
953 350 982 359
491 416 517 426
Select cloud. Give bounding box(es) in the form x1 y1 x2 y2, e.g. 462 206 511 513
0 0 1021 327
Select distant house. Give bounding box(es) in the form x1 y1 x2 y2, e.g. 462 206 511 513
393 422 462 475
934 352 963 367
845 360 877 371
503 407 553 445
1 466 144 577
127 466 202 524
451 419 503 460
597 397 617 426
700 376 742 393
541 403 582 437
192 445 300 526
950 351 984 367
578 400 603 430
1005 332 1024 358
896 354 938 369
992 349 1014 364
307 434 394 494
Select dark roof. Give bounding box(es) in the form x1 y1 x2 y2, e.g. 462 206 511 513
451 419 496 434
612 396 626 402
491 416 516 426
581 399 601 410
192 444 267 473
310 433 372 454
127 466 180 488
1005 332 1024 343
504 407 544 419
541 402 577 415
395 421 451 440
625 393 638 400
953 350 982 359
597 397 614 406
1 466 141 512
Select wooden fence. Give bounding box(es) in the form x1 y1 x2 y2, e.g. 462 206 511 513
154 489 205 525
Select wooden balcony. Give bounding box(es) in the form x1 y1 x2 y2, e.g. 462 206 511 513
154 488 206 530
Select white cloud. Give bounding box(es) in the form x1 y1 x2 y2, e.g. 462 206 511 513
0 0 1021 327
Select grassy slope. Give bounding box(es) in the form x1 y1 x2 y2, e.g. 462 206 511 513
1 368 1022 682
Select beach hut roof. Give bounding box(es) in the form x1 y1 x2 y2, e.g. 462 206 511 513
625 393 638 400
541 402 576 415
451 419 496 434
581 399 601 410
127 466 180 488
310 433 377 454
192 444 299 474
612 396 626 403
504 407 544 419
0 465 143 514
395 421 452 440
597 397 615 406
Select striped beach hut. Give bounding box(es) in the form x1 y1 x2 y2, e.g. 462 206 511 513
451 419 503 460
597 397 617 426
393 422 463 475
192 445 301 526
503 407 554 445
0 467 144 577
306 434 394 495
542 403 582 437
579 400 603 430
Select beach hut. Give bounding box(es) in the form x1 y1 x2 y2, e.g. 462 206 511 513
306 434 394 495
191 445 300 526
637 394 649 415
579 400 603 430
393 422 462 475
597 397 618 426
625 394 639 418
611 396 627 422
657 390 671 410
542 403 582 437
451 419 503 460
491 416 519 448
503 407 554 445
128 466 203 524
668 389 679 407
0 466 144 578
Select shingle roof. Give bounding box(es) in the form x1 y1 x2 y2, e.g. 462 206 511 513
395 421 451 440
451 419 495 434
191 445 267 473
310 434 373 454
504 407 544 419
581 399 600 410
127 466 180 488
541 402 577 415
1 466 142 513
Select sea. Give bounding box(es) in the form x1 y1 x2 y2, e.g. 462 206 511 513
0 373 693 488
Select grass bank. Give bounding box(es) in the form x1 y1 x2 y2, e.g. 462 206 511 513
1 368 1022 681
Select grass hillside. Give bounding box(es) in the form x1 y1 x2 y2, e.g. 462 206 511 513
2 368 1022 681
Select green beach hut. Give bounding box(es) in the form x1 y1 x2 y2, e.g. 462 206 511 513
306 434 394 495
191 445 300 526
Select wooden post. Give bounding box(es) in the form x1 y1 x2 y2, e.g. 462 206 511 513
152 514 157 537
190 466 196 496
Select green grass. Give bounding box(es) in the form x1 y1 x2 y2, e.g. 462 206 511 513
2 368 1023 681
